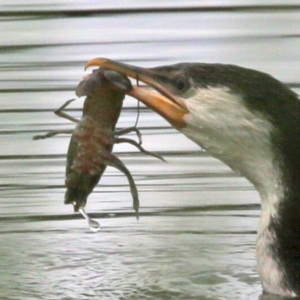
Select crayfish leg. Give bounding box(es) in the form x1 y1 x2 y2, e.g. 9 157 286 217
103 153 139 219
115 137 166 162
115 127 142 145
33 129 74 140
54 98 79 123
33 99 78 140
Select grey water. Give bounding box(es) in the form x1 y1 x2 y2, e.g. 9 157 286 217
0 1 300 299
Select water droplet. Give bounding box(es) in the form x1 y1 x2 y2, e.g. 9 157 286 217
79 208 100 232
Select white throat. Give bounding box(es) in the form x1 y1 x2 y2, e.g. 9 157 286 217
181 87 277 192
180 86 295 296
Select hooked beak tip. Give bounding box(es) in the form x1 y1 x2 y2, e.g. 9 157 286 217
84 57 107 71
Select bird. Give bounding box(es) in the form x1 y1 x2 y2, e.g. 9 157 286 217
85 58 300 298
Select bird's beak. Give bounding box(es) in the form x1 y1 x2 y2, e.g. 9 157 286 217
85 58 188 129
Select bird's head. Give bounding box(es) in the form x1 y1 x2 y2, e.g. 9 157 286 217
84 58 300 195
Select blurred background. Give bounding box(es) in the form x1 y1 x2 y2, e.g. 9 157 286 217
0 1 299 299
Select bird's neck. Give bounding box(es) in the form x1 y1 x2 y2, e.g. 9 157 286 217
255 176 300 298
181 88 300 297
256 185 294 297
184 124 300 297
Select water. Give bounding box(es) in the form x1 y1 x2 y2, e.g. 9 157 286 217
78 207 101 232
1 1 300 299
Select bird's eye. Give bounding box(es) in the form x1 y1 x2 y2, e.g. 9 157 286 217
175 77 187 91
